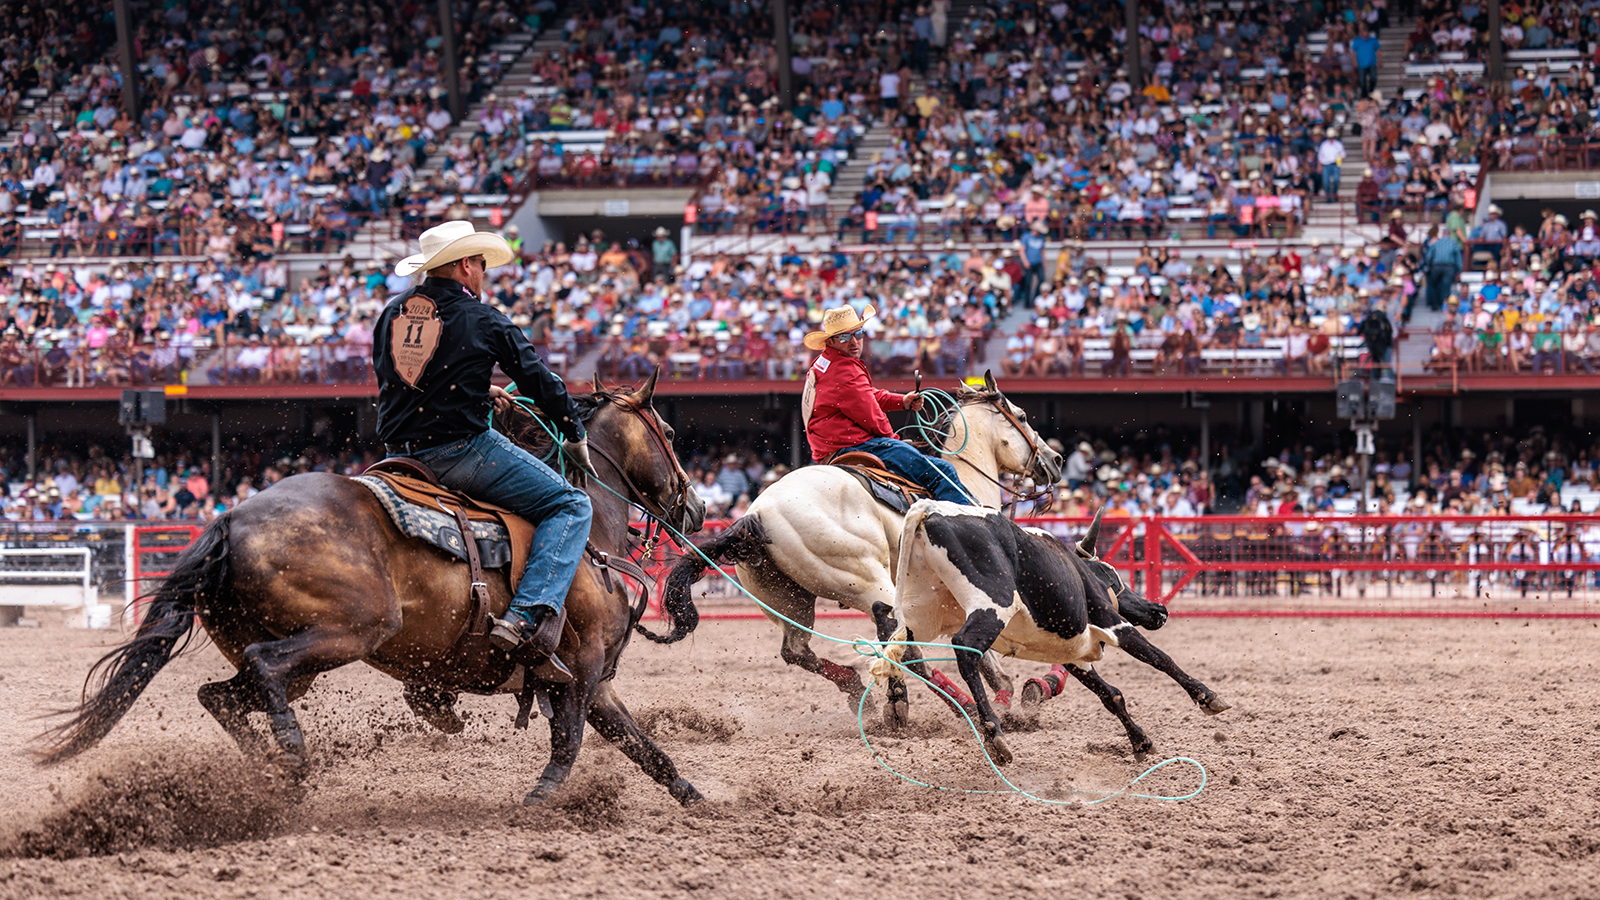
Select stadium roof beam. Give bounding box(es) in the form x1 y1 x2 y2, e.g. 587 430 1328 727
114 0 139 120
439 0 465 122
1125 0 1143 92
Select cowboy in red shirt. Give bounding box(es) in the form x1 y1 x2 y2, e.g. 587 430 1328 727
801 305 970 504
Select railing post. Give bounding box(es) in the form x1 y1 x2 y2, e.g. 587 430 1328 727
1145 514 1162 602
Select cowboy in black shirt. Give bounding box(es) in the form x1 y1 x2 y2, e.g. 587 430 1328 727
373 221 594 677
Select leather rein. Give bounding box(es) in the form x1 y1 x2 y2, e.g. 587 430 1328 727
945 395 1052 513
584 397 692 540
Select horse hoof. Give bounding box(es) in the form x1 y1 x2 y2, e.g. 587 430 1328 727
521 786 554 807
1200 694 1232 716
984 732 1014 766
670 779 704 807
273 752 310 780
884 699 910 730
1019 680 1047 706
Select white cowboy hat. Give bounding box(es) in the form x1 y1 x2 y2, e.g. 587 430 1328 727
394 221 514 276
803 304 876 351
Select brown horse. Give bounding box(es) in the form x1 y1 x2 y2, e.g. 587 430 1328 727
36 372 709 807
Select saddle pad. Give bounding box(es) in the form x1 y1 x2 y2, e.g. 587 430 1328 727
834 465 927 516
352 474 514 572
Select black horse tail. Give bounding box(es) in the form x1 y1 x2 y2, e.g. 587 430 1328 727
33 514 232 766
636 515 772 645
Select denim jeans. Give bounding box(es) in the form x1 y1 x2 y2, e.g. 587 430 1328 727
842 436 971 505
1322 163 1341 198
412 429 592 616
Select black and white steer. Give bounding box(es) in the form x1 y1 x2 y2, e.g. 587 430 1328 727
871 502 1230 764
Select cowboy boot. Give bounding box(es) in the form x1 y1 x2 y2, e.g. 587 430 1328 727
489 605 573 684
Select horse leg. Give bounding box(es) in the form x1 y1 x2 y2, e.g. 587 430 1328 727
523 673 602 807
585 681 702 807
1065 663 1153 758
197 617 277 757
951 609 1012 765
197 672 272 758
744 561 873 712
234 628 386 771
1112 625 1232 715
403 684 464 735
979 650 1015 708
780 622 872 709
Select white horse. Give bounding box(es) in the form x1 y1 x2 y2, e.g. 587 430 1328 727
644 373 1063 711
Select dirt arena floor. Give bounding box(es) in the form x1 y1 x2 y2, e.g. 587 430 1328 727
1 611 1597 899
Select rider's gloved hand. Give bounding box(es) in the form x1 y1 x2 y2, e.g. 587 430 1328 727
562 436 598 488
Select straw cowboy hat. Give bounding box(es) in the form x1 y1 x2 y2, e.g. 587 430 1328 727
803 304 876 351
394 220 514 276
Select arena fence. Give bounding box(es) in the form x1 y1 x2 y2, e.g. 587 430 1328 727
6 516 1594 630
649 515 1600 620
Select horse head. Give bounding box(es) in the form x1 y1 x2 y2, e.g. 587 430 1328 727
952 370 1064 487
590 369 706 535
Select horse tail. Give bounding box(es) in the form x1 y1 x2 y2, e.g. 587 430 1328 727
636 514 772 645
33 514 232 766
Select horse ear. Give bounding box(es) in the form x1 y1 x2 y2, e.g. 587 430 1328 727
631 367 660 406
1078 506 1104 557
983 369 997 392
592 371 607 394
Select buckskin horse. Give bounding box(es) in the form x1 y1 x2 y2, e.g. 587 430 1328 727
647 374 1062 713
36 371 709 808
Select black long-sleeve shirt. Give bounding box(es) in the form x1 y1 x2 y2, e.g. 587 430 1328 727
373 277 584 446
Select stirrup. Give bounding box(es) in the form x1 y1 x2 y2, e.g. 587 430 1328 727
488 615 527 652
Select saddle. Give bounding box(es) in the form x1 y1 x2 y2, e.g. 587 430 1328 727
827 450 929 516
360 457 537 640
358 458 654 688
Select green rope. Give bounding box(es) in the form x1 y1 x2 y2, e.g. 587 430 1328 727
895 386 977 505
498 385 1206 805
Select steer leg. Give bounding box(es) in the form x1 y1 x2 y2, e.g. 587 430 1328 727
1113 625 1232 715
950 608 1012 765
1066 663 1154 758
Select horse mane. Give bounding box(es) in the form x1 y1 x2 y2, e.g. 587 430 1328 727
497 386 636 459
910 383 1002 455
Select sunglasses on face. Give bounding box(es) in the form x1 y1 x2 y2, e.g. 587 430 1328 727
833 330 865 342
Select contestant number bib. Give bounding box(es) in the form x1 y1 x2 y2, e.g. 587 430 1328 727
391 295 443 388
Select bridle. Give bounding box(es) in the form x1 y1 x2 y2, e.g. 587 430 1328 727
584 397 692 538
945 394 1052 512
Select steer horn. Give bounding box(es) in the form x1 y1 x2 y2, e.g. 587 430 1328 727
1078 506 1105 557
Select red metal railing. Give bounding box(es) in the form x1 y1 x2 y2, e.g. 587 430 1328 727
128 513 1600 621
646 514 1600 619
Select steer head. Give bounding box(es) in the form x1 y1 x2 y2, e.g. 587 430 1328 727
1074 506 1169 630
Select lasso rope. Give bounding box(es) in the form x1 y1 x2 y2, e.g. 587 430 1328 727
505 388 1206 805
895 386 978 506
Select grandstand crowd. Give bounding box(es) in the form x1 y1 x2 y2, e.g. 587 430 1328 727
0 0 1597 523
5 417 1596 523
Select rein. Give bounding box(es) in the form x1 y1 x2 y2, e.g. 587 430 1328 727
939 394 1052 516
506 391 692 538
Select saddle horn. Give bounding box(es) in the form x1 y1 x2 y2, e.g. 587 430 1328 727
1078 506 1105 557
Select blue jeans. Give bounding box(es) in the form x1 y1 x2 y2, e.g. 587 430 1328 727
842 436 971 505
1322 163 1341 199
412 429 593 617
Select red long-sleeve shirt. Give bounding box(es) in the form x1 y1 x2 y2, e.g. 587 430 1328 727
804 347 908 461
